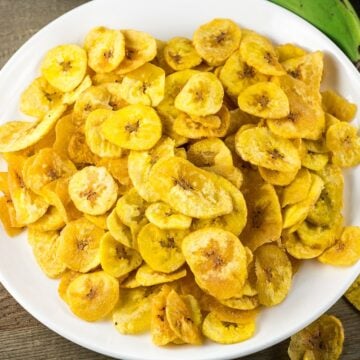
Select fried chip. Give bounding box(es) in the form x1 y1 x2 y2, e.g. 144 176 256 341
288 315 344 360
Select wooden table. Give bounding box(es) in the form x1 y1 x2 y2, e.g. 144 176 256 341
0 1 359 359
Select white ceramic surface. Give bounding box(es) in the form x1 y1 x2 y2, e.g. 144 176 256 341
0 0 359 359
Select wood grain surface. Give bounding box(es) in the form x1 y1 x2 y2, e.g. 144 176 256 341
0 1 359 359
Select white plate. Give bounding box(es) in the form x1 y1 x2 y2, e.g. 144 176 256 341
0 0 359 359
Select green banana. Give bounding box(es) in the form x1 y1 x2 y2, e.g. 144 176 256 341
269 0 360 68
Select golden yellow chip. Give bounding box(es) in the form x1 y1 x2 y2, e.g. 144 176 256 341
66 270 119 322
127 136 174 202
145 202 192 230
345 276 360 311
84 26 125 73
202 311 256 344
137 223 187 273
57 217 104 272
182 228 247 299
240 182 282 251
149 157 233 219
28 229 66 278
258 167 298 186
85 109 123 158
102 104 162 150
175 72 224 116
136 264 186 286
151 284 178 345
318 226 360 266
193 18 241 66
22 148 77 194
255 244 292 306
69 166 118 215
321 89 357 122
277 43 307 62
29 206 65 232
240 31 284 76
267 75 325 140
73 85 112 128
8 163 49 225
106 208 133 248
166 289 202 345
116 29 157 74
113 287 157 334
58 270 81 303
288 315 344 360
281 168 312 207
219 50 269 98
41 44 87 92
164 37 202 71
119 63 165 106
235 126 301 172
282 51 324 92
173 105 230 139
307 165 343 226
0 104 66 153
326 122 360 168
20 77 62 118
100 232 142 277
0 197 24 237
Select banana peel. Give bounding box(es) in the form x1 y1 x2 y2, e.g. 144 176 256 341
270 0 360 69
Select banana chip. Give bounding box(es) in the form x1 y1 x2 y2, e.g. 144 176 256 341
113 287 156 334
219 50 268 98
193 18 241 66
119 63 165 106
85 109 123 158
240 182 282 251
240 31 284 76
318 226 360 266
258 167 298 186
102 104 162 150
321 90 357 122
116 30 157 74
85 26 125 73
100 232 142 277
136 264 186 286
23 148 77 194
149 157 233 219
267 75 325 140
73 85 112 128
20 77 62 118
277 43 307 62
182 228 247 299
0 197 24 237
137 223 187 273
28 229 66 278
175 72 224 116
29 206 65 232
58 270 81 303
235 127 300 172
282 168 312 207
173 105 230 139
326 122 360 167
345 276 360 311
145 202 192 230
0 104 66 153
69 166 118 215
288 315 344 360
106 208 133 248
164 37 202 71
238 81 289 118
41 44 87 92
57 217 104 272
166 289 202 345
282 51 324 92
66 271 119 321
255 244 292 306
202 311 255 344
151 284 177 345
128 136 175 202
